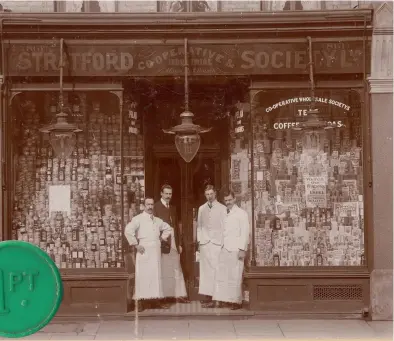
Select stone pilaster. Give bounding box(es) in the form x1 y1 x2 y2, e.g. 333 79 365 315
368 2 393 321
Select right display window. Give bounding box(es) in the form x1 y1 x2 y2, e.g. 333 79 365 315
252 89 365 267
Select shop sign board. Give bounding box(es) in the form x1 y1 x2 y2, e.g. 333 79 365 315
5 40 370 77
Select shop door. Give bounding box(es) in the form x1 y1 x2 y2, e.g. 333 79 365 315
152 149 221 301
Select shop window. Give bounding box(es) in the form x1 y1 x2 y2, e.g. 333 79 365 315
0 0 55 12
251 89 365 267
10 91 145 269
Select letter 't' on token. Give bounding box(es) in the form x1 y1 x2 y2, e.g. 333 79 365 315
0 241 63 338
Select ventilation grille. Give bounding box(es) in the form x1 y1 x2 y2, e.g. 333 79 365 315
313 285 363 301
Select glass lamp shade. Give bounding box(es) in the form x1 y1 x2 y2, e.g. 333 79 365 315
49 131 77 159
175 133 200 163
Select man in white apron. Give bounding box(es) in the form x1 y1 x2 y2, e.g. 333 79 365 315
196 185 226 307
154 185 189 306
124 197 173 312
209 190 250 310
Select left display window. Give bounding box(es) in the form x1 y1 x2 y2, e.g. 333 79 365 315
10 91 145 269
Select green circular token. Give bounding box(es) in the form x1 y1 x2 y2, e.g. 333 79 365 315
0 241 63 338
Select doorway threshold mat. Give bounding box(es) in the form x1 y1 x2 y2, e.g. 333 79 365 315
126 302 254 317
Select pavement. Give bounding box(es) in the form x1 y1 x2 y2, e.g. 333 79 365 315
6 319 393 340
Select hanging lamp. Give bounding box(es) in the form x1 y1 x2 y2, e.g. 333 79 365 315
293 36 334 132
40 38 82 159
163 38 211 163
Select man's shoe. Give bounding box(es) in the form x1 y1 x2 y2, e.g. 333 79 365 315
158 302 171 309
177 297 190 303
203 301 222 308
230 303 242 310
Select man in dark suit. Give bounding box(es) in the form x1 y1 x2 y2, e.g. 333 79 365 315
154 185 190 305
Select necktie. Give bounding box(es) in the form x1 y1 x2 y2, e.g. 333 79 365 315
166 203 169 209
208 203 212 209
227 208 230 214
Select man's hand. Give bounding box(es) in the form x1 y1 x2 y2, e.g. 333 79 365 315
238 250 246 260
179 245 183 254
136 245 145 254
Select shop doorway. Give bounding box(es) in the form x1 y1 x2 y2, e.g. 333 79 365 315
141 79 234 300
152 147 223 300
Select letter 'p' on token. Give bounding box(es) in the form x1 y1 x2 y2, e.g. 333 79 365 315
0 241 63 338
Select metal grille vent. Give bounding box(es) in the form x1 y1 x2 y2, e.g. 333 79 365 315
313 285 363 301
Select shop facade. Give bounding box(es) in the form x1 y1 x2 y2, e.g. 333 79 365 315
0 7 386 318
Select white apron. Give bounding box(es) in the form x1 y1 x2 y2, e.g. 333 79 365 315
161 230 187 298
124 212 173 301
134 240 163 300
198 242 222 296
212 247 244 304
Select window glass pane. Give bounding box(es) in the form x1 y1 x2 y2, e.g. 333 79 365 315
0 0 55 12
252 89 364 267
221 1 260 11
118 0 158 12
11 91 145 269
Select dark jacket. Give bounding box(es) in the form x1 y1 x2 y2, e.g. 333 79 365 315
153 201 182 253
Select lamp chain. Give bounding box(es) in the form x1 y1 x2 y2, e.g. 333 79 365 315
59 38 64 113
307 36 315 110
184 38 189 112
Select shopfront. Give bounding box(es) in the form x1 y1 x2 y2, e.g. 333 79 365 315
0 9 373 316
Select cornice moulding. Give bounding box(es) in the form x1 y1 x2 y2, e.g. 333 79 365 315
368 78 394 93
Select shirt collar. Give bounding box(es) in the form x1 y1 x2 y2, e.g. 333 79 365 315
161 198 169 207
207 200 217 207
227 204 238 214
142 211 154 219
